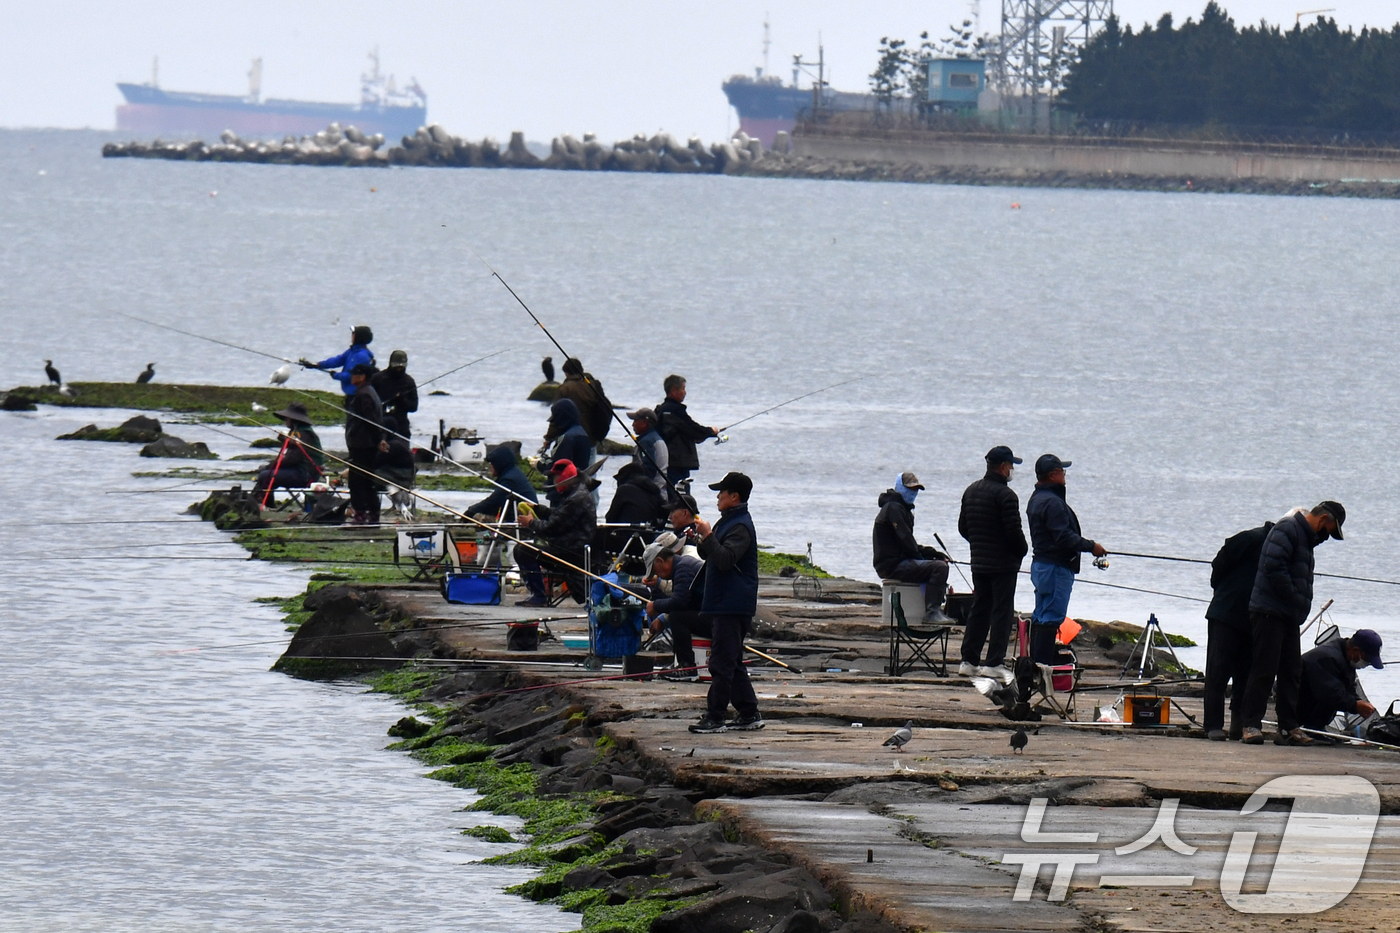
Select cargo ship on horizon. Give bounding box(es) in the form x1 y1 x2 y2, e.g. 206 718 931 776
115 49 426 141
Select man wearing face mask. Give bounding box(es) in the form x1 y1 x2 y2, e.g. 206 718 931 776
1239 500 1347 747
957 446 1028 682
1297 629 1381 739
873 471 954 625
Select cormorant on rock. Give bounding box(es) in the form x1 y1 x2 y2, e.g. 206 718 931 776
541 356 555 383
136 363 155 384
45 360 61 385
270 364 291 385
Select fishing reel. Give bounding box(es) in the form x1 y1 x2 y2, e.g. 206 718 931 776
713 433 730 445
1093 555 1110 571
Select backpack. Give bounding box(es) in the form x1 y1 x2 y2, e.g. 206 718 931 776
583 374 612 441
1366 701 1400 746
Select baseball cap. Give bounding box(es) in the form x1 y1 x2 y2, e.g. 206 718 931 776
1352 629 1384 669
899 471 925 491
388 349 408 366
986 445 1023 465
1035 453 1072 477
626 407 657 423
708 471 753 501
642 539 675 575
1314 500 1346 540
350 363 374 377
670 493 698 515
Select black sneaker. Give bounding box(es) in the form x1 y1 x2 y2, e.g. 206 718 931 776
726 713 765 731
660 668 701 682
689 716 727 734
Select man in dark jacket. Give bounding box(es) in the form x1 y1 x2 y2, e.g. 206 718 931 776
643 534 709 682
1026 454 1107 664
467 445 538 522
253 402 325 503
515 460 598 607
690 472 762 734
606 463 665 527
1203 521 1273 740
657 374 718 487
371 349 418 436
344 364 387 525
957 446 1028 681
555 358 608 447
1239 501 1346 746
542 398 593 478
1298 629 1381 732
872 471 953 624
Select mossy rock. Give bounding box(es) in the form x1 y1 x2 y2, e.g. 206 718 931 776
7 382 344 425
462 825 515 843
527 381 560 402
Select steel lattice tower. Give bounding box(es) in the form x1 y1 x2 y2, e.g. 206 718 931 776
996 0 1113 96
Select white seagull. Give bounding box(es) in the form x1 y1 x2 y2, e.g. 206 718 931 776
269 364 291 385
251 402 268 413
58 383 77 399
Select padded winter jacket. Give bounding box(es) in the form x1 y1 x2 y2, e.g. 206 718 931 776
1249 510 1316 624
958 470 1028 574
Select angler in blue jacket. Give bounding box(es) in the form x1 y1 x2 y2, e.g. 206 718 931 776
1025 454 1107 664
301 325 376 397
690 472 762 734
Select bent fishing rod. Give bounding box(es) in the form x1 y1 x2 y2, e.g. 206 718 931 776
715 376 868 441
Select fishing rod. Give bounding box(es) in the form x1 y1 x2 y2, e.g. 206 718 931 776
461 242 677 501
1116 548 1400 589
943 556 1208 604
113 310 294 363
933 532 973 590
418 346 518 389
715 376 867 438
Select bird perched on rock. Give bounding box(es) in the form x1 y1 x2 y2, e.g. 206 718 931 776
45 360 61 385
883 721 914 753
58 383 77 400
136 363 155 384
541 356 555 383
269 364 291 385
1010 727 1028 754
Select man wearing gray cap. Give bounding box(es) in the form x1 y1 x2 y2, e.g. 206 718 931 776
957 446 1029 681
1239 501 1347 746
628 407 668 496
371 349 418 436
873 471 953 625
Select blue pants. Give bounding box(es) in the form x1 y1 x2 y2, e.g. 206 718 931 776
1030 562 1075 664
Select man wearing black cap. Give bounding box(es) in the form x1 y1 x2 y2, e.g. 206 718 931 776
344 364 388 525
957 447 1029 681
1297 629 1380 739
1202 519 1274 740
627 407 669 496
872 471 953 624
1026 454 1107 664
1239 501 1346 746
690 472 762 734
371 349 418 436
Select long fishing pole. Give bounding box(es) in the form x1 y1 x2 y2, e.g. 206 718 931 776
418 346 518 389
113 310 294 363
463 245 677 501
1115 548 1400 588
942 556 1208 604
716 376 867 436
933 532 972 589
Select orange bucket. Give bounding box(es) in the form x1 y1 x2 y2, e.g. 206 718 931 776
455 540 479 563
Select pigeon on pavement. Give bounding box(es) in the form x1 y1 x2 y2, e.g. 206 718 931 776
883 721 914 753
1010 727 1028 754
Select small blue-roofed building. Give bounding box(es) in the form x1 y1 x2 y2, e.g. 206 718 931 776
926 58 986 109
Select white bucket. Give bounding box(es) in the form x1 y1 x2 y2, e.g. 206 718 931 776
445 436 485 462
692 637 712 681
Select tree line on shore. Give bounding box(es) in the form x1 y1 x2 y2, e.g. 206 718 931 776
1061 2 1400 133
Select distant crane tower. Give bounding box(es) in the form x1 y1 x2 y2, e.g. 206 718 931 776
996 0 1113 101
760 14 771 79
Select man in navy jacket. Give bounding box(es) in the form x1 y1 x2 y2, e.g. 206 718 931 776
1025 454 1107 664
690 472 761 734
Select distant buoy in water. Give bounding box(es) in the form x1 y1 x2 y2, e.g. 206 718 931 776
209 191 217 197
1011 202 1022 209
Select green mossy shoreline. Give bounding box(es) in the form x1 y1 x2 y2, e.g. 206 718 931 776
7 382 344 425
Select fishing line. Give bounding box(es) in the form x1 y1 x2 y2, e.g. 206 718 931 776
933 532 972 590
716 376 868 435
1116 549 1400 588
417 346 518 389
113 311 294 363
942 557 1209 604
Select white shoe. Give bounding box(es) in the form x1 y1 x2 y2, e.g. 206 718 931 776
957 661 977 677
978 665 1014 684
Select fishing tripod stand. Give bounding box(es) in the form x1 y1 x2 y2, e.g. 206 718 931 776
1120 613 1187 678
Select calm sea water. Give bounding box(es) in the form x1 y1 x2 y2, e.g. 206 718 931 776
3 127 1400 922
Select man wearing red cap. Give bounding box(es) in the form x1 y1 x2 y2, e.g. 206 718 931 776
515 459 597 607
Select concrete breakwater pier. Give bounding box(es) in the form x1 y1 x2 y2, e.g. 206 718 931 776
100 119 1400 197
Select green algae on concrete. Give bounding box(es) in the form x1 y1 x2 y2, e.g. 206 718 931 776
7 382 344 424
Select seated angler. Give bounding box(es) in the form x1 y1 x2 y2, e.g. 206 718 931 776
642 533 709 682
466 445 538 523
252 402 324 502
515 460 598 607
1297 629 1381 739
872 471 954 624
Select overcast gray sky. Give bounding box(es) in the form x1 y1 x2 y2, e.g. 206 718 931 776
5 1 1395 142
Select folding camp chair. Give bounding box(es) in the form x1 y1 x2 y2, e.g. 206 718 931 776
888 590 951 676
1015 618 1083 720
